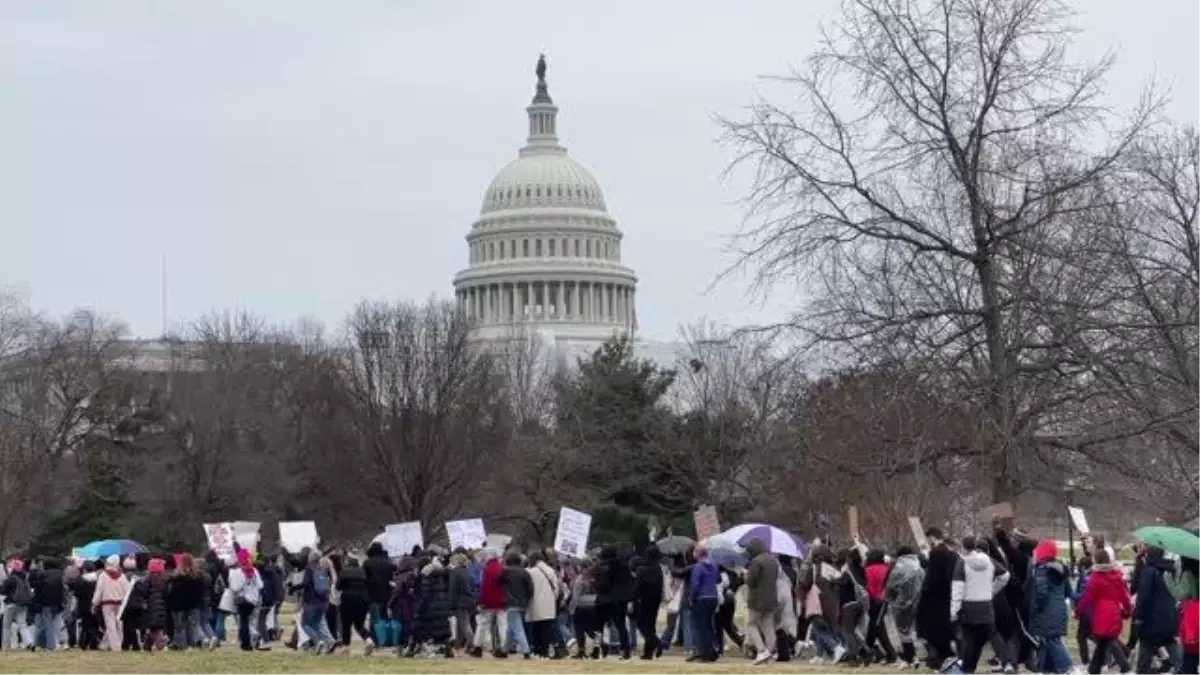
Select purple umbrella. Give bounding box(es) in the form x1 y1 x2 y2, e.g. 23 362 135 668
721 523 805 558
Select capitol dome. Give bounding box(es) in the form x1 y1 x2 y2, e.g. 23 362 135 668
453 56 638 346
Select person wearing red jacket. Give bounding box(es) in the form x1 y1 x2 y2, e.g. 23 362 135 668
1075 549 1132 674
863 549 897 664
471 549 507 657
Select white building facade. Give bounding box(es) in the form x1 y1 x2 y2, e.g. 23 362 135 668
453 57 640 354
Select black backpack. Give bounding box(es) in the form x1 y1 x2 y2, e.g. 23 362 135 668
12 576 32 607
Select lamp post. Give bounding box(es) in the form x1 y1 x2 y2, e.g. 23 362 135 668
1065 478 1077 578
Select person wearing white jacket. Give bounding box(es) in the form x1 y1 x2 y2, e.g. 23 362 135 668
950 536 1010 674
228 550 264 651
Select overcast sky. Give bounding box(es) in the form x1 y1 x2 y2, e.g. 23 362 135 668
2 0 1196 340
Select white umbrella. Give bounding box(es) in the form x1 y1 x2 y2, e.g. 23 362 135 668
720 523 806 558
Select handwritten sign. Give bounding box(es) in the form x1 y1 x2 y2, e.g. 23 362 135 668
385 521 424 557
203 523 235 560
980 502 1014 527
553 507 592 559
1067 506 1090 535
231 521 261 553
693 505 721 541
848 506 860 540
445 518 487 551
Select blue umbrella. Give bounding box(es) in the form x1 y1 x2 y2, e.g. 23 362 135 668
77 539 148 560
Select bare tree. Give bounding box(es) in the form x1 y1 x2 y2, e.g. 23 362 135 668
720 0 1161 502
339 299 512 538
0 298 129 551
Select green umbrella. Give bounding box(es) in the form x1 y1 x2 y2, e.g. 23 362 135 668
1133 525 1200 560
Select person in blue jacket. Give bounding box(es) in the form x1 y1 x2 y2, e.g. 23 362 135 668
1028 540 1072 674
687 544 720 663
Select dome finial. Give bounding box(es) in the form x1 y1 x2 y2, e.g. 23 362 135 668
533 53 552 104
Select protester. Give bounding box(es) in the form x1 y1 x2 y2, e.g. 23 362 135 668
1075 548 1133 674
744 537 780 664
687 542 720 663
447 553 475 652
917 528 957 669
228 549 263 651
885 544 923 667
1134 545 1181 673
950 535 1009 673
862 547 896 665
594 545 631 660
473 548 506 657
500 551 533 658
413 557 453 657
631 544 664 659
168 553 207 650
1 559 34 650
335 556 372 654
526 551 561 659
92 555 131 651
140 558 169 651
1030 540 1073 674
568 558 600 658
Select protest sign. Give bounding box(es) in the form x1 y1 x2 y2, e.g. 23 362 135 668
231 521 261 553
848 505 860 540
1067 506 1090 535
385 521 424 557
553 507 592 559
979 502 1014 527
279 521 320 553
203 523 235 560
907 516 930 554
445 518 487 551
693 505 721 541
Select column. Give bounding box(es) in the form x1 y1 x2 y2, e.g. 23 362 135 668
555 281 564 319
572 282 581 321
602 283 610 322
502 284 510 322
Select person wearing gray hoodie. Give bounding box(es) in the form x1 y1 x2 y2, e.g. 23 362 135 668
886 545 924 666
951 536 1010 673
744 538 780 664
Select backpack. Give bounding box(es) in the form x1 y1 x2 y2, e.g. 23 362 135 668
312 569 330 600
1180 598 1199 655
12 576 32 607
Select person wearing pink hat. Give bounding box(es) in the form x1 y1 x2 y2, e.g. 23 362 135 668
140 559 169 651
1 559 34 650
92 555 131 651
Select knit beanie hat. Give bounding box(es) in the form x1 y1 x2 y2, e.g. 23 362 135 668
1034 539 1058 563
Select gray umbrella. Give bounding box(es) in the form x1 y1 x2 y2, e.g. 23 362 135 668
655 535 696 556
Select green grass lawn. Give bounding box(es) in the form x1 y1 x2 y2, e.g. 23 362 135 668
0 649 847 674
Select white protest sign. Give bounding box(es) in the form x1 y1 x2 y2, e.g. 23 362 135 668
1067 506 1090 535
203 523 235 560
385 521 424 557
553 507 592 559
232 521 261 553
907 516 930 555
445 518 487 551
278 521 320 553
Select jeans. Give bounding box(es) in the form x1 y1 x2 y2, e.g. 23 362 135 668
300 603 333 648
556 609 571 646
1035 635 1074 674
172 609 204 649
2 605 32 649
659 611 680 650
211 610 228 642
35 609 60 650
810 617 841 658
505 608 530 654
958 623 992 673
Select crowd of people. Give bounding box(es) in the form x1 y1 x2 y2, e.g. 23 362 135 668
0 526 1196 674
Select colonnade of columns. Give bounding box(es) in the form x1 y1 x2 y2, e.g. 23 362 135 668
456 280 634 325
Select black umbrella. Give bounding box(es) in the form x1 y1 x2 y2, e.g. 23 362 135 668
655 535 696 556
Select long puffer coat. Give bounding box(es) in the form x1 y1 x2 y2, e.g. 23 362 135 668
143 574 169 630
413 563 453 644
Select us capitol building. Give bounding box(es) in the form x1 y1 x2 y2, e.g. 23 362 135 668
452 57 679 366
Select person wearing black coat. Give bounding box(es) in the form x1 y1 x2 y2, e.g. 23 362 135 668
336 558 372 650
139 561 169 651
362 543 396 630
1134 547 1181 674
413 560 454 656
70 564 101 650
917 529 958 669
632 545 664 659
28 560 66 651
595 545 632 659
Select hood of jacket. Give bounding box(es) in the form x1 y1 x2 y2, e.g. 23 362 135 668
746 539 767 558
1144 547 1174 573
963 550 993 573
